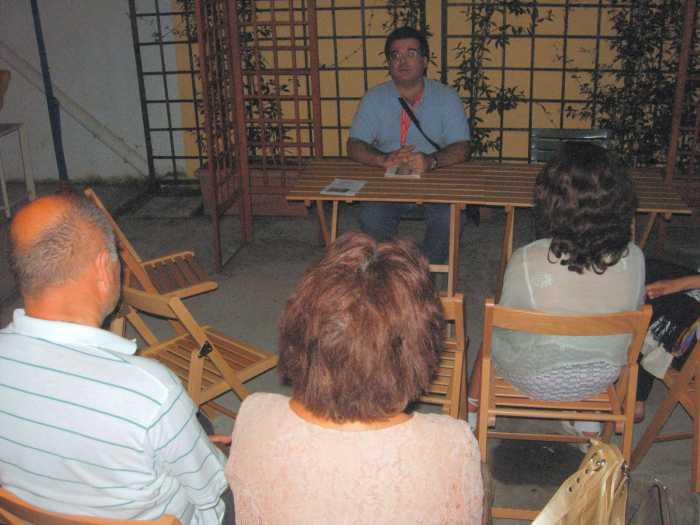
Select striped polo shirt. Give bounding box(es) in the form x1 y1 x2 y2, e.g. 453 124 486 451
0 309 227 525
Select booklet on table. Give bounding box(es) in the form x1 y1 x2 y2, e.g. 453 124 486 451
384 165 421 179
320 178 367 196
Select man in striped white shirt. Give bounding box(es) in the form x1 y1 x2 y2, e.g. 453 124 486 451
0 193 228 524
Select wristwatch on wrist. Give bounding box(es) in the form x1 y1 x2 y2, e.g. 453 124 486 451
428 153 439 171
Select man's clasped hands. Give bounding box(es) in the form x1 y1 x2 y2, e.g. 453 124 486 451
382 144 433 173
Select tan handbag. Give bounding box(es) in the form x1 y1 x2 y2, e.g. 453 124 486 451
532 439 629 525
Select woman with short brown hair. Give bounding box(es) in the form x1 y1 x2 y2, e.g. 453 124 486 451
225 232 483 525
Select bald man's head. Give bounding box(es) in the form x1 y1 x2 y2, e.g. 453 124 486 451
9 193 117 297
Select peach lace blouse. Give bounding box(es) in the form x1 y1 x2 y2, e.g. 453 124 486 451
225 393 483 525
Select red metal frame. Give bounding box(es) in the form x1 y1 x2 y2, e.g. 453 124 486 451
666 0 699 184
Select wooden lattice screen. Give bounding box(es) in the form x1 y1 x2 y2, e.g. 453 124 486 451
241 0 323 201
194 0 252 271
194 0 322 270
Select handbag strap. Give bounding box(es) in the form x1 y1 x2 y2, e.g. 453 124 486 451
398 97 441 151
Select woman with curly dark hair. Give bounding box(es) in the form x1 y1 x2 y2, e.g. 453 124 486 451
225 232 483 525
467 141 645 434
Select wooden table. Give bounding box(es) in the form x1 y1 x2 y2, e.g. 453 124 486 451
286 158 691 296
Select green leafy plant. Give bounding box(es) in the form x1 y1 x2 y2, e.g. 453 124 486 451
383 0 425 32
566 0 690 167
452 1 551 157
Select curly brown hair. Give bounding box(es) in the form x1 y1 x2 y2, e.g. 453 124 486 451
278 232 444 422
533 141 637 274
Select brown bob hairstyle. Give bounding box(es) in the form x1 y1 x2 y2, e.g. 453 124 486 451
278 232 444 422
534 141 637 274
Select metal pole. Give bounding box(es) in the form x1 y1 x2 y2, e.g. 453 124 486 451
128 0 157 188
30 0 68 183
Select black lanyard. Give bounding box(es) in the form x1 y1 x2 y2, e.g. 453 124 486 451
398 96 441 151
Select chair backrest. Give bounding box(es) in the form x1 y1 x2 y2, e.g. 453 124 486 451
0 487 180 525
482 298 652 365
84 188 159 294
83 188 143 264
529 128 611 163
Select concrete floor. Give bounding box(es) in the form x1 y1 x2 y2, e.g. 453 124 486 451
2 182 700 524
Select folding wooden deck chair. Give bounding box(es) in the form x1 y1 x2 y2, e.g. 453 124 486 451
419 293 468 418
630 338 700 492
121 286 278 420
84 188 217 299
476 298 651 520
0 486 180 525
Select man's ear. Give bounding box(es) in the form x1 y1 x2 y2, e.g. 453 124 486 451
95 249 117 291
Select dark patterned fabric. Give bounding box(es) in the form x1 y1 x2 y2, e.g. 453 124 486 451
637 259 700 401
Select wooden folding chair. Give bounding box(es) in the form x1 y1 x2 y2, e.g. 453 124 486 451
419 293 468 418
0 486 180 525
122 286 278 420
476 298 652 520
630 338 700 492
84 188 217 299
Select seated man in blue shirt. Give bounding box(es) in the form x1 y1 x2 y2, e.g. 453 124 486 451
347 26 471 264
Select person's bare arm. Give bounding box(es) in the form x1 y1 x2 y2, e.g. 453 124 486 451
409 140 471 173
646 274 700 299
347 137 413 169
437 140 471 167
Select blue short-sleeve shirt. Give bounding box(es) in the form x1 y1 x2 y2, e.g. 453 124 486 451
349 78 470 154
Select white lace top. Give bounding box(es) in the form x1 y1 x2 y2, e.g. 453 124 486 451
225 393 483 525
493 238 645 377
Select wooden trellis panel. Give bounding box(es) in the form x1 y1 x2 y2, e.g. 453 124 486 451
194 0 322 269
240 0 323 215
194 0 252 271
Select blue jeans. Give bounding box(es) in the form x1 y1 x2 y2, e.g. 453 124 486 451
359 202 465 264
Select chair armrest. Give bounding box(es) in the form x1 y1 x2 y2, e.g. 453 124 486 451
141 250 196 266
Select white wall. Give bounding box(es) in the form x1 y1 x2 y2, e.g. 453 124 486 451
0 0 181 182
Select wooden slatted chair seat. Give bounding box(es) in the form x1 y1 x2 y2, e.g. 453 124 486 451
0 486 180 525
132 251 214 298
630 337 700 492
476 298 652 521
84 188 218 299
122 286 278 420
141 327 278 402
419 294 467 419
